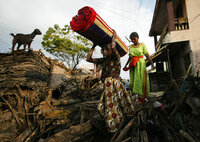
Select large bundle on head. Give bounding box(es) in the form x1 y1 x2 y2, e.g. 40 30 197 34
70 6 128 57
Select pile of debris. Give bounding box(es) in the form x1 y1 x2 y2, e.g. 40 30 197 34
0 50 200 142
0 50 102 142
106 77 200 142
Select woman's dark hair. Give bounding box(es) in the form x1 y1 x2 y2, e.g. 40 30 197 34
101 45 116 59
101 46 108 57
130 32 139 39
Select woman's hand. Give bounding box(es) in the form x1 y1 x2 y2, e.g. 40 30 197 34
113 30 117 39
123 57 131 71
112 30 117 42
86 44 97 63
123 66 129 71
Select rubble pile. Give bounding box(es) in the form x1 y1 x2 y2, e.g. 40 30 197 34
0 50 51 90
158 77 200 142
110 77 200 142
0 50 51 141
0 50 200 142
0 50 104 142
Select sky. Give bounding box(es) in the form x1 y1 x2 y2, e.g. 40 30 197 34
0 0 156 79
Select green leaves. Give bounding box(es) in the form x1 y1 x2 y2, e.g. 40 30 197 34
42 24 92 69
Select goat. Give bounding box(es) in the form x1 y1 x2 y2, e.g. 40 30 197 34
10 28 42 51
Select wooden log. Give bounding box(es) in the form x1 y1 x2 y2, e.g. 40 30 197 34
184 64 192 80
16 85 32 129
72 130 97 142
142 130 148 142
57 99 82 106
24 97 32 130
46 122 93 142
24 128 38 142
168 90 189 120
161 125 173 142
122 137 132 142
115 117 135 142
83 111 108 136
1 96 23 126
109 118 127 142
179 130 196 142
139 130 144 142
15 129 31 142
186 129 200 142
15 87 24 113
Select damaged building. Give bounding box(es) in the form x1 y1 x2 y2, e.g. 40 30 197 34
147 0 200 91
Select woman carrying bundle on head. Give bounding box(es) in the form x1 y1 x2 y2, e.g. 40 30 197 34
86 30 134 133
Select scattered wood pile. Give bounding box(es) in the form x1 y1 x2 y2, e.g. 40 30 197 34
0 50 51 141
107 76 200 142
0 50 200 142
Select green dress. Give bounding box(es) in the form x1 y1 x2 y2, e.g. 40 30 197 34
129 43 150 98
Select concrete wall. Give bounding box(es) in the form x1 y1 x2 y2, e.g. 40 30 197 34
163 0 200 77
163 30 189 44
186 0 200 76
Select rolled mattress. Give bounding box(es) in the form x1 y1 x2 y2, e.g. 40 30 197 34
70 6 128 57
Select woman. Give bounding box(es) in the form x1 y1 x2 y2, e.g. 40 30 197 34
123 32 154 104
86 30 134 133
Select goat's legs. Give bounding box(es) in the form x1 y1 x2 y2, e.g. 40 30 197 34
12 40 16 51
24 44 27 51
17 44 22 51
28 43 32 51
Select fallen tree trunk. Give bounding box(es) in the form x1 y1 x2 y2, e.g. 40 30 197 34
46 121 93 142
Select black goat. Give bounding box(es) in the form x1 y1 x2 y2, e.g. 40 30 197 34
10 29 42 51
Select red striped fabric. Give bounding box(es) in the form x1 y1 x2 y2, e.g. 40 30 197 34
70 6 128 57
